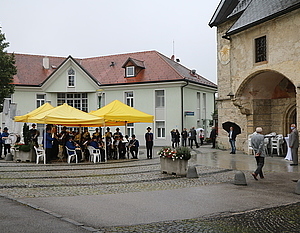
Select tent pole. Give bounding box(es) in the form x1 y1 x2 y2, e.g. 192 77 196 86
104 123 107 162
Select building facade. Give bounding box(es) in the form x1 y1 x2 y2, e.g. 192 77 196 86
5 50 217 146
209 0 300 152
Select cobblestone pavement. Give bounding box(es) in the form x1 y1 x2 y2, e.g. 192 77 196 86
99 202 300 233
0 146 299 232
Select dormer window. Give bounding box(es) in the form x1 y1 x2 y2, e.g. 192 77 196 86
68 68 75 87
126 66 135 77
122 57 145 78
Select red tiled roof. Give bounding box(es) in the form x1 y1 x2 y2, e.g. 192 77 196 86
12 50 217 88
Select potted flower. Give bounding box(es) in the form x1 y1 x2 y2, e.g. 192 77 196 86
14 123 34 162
158 146 191 176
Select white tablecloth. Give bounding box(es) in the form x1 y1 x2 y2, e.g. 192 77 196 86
284 137 292 161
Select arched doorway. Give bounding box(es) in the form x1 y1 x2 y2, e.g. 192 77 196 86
285 104 297 135
235 70 296 137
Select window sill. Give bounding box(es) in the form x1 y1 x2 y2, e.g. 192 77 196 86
254 61 268 66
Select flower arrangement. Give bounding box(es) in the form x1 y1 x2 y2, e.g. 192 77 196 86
158 146 191 161
14 143 31 152
14 123 32 152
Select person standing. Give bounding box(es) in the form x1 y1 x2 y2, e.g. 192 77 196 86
228 126 238 154
92 128 101 141
189 127 199 149
113 128 122 140
43 127 54 164
289 123 299 166
170 129 176 148
29 123 40 147
251 127 266 180
145 127 153 159
0 127 2 159
199 129 205 146
181 128 188 147
175 129 180 147
210 126 217 148
2 127 11 157
118 135 127 159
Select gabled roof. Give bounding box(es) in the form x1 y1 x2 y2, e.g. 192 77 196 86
12 50 217 88
121 57 145 69
209 0 300 35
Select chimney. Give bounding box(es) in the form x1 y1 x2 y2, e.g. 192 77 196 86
171 55 175 61
43 57 50 69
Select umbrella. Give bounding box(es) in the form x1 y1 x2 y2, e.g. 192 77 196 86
222 121 241 135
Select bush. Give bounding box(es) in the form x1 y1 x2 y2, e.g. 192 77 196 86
15 144 31 152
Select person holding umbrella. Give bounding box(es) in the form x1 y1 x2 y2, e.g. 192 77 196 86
222 121 241 154
228 126 238 154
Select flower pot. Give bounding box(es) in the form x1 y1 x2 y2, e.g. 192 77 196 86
160 157 188 176
14 150 34 162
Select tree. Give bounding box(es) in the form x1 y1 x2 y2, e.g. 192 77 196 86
0 27 17 112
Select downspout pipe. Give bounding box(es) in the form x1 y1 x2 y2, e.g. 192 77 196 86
181 80 189 131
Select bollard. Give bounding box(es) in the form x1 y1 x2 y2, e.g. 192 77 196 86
296 180 300 195
5 153 13 161
234 171 247 185
186 165 199 178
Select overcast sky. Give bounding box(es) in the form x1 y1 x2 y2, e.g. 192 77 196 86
1 0 220 84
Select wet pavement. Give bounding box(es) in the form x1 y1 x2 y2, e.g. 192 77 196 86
0 145 299 232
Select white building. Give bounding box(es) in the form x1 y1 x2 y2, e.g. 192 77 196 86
6 50 217 146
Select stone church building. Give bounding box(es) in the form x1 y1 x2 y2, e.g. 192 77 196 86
209 0 300 151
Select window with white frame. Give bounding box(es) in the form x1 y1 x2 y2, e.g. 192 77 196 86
36 94 46 108
156 121 165 138
202 93 206 121
127 123 134 136
125 91 134 107
155 90 165 108
98 92 105 109
126 66 135 77
57 93 88 112
68 68 75 87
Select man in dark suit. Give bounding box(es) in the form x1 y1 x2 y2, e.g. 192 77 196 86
289 123 299 166
228 126 238 154
145 127 153 159
210 126 217 148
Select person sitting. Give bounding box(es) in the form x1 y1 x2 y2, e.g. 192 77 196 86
89 136 105 162
129 135 139 159
65 135 82 162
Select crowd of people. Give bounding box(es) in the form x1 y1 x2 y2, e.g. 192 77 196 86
0 124 217 163
170 127 216 149
42 125 142 163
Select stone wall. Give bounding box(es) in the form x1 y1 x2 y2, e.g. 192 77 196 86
215 8 300 153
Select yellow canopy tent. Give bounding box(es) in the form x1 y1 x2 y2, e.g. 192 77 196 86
14 103 54 122
26 103 104 127
89 100 154 125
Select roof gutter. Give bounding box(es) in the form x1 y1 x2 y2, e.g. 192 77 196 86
181 80 189 131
